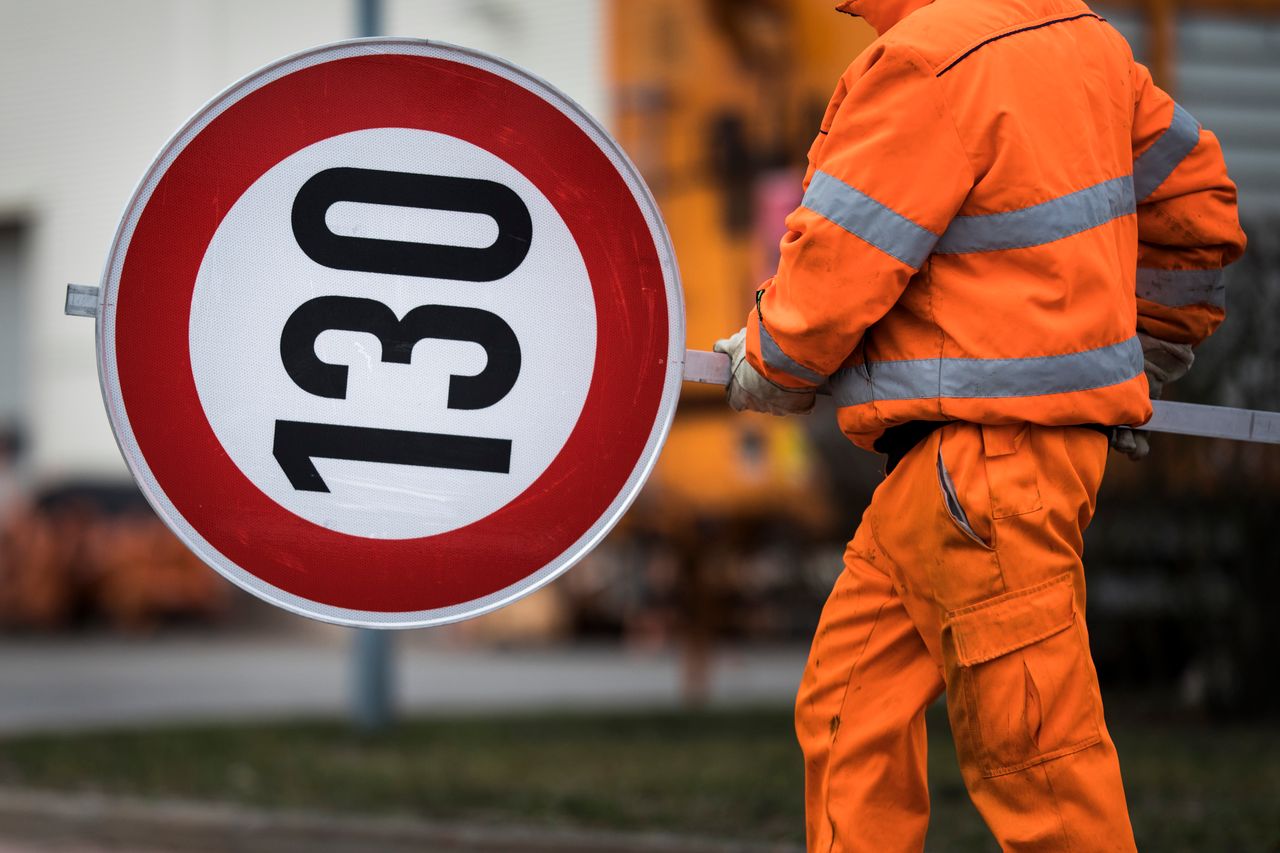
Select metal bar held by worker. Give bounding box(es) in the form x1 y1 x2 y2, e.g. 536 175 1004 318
681 349 1280 445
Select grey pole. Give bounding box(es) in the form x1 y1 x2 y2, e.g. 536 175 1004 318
353 625 394 732
350 0 395 734
356 0 383 41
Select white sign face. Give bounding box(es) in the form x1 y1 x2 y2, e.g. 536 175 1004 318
189 128 597 539
96 39 683 628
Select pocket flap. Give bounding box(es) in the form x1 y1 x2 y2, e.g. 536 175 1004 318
945 573 1075 666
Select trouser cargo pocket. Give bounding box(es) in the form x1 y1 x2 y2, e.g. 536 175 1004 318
943 573 1102 777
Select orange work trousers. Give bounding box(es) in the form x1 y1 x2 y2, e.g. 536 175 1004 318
796 422 1137 852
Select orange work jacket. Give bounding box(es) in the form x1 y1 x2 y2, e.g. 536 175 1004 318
745 0 1247 452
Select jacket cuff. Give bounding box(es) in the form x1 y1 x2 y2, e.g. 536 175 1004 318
746 309 825 390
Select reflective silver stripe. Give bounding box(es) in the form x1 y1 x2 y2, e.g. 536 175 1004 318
1136 267 1226 308
830 336 1143 406
1134 103 1201 201
802 170 939 269
934 176 1135 255
758 321 826 385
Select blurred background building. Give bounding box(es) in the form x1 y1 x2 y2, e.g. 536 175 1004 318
0 0 607 482
0 0 1277 716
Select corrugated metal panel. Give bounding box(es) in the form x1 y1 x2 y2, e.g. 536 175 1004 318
1100 5 1280 218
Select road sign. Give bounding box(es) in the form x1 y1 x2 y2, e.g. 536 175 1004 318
93 39 683 628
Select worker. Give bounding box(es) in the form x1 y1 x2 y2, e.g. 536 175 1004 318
714 0 1246 849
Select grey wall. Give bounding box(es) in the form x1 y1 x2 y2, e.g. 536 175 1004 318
0 223 27 438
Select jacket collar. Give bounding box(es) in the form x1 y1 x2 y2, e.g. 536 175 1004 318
835 0 936 35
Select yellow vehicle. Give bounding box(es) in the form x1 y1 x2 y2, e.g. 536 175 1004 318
612 0 875 531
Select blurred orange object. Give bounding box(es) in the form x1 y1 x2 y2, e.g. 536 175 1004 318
89 514 230 632
0 491 229 632
0 507 72 629
638 410 829 531
610 0 869 538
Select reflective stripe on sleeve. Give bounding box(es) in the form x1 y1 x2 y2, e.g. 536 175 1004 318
934 176 1135 254
758 321 827 385
801 170 940 269
830 336 1143 406
1133 103 1201 201
1136 267 1226 308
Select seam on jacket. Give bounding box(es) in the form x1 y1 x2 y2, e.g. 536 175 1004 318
804 46 974 266
935 12 1102 78
757 318 828 385
903 46 978 194
1133 103 1202 201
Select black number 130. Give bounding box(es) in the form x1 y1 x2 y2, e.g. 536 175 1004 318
273 167 528 493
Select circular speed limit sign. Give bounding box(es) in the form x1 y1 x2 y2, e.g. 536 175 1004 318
97 40 683 628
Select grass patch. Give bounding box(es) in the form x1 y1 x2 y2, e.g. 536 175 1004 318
0 706 1275 850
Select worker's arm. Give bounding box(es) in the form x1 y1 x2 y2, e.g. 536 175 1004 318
744 45 974 389
1112 67 1245 460
1130 62 1247 347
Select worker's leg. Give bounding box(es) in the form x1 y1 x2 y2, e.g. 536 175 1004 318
796 520 945 853
870 422 1137 852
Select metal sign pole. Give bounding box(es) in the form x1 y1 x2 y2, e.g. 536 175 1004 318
353 624 394 732
356 0 382 42
350 0 394 734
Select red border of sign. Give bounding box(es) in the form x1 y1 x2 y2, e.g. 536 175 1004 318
113 53 669 613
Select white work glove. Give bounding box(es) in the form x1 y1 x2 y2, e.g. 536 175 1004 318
713 328 816 416
1138 332 1194 401
1111 333 1196 461
1110 426 1150 461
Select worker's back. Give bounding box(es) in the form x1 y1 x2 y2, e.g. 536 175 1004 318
747 0 1245 451
886 0 1142 423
